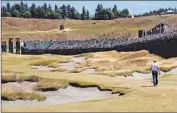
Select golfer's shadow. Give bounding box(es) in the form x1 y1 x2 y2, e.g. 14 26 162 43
141 85 154 87
142 81 154 87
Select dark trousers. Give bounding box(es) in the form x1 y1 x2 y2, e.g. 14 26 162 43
152 71 158 86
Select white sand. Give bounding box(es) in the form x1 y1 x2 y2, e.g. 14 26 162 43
60 57 86 70
2 85 118 107
32 66 55 71
2 81 37 93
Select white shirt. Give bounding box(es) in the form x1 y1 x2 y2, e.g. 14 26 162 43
20 42 24 47
151 62 160 71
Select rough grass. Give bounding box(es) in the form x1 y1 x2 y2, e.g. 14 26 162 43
68 68 83 73
28 55 70 68
84 50 177 77
74 53 94 59
2 74 40 83
34 78 68 91
69 80 131 95
160 65 177 72
30 59 59 67
51 67 67 72
2 88 46 101
1 73 68 91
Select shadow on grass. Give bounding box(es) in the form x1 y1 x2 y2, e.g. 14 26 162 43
141 85 154 87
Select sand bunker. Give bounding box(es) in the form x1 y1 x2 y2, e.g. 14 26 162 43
2 81 37 93
32 66 55 71
60 57 86 70
2 82 118 107
81 67 96 73
60 62 77 70
31 57 96 73
71 57 86 63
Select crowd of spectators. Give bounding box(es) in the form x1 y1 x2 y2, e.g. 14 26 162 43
21 30 177 53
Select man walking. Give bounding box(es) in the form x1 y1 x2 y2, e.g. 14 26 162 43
151 60 160 87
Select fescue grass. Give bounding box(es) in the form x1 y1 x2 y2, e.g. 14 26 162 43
69 68 83 73
34 78 68 91
69 80 131 94
30 59 59 67
160 65 177 72
51 67 67 72
74 53 94 59
1 74 17 83
2 74 40 83
2 88 46 101
2 70 25 74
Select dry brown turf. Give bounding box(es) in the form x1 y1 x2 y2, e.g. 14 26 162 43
2 14 177 41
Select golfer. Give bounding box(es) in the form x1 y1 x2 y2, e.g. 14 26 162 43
151 60 160 87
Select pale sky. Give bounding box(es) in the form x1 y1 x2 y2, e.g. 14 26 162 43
2 1 177 15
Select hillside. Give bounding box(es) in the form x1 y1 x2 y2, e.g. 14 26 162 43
2 14 177 41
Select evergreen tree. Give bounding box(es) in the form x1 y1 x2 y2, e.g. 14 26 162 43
81 6 86 20
6 2 11 12
20 1 24 13
5 12 11 17
24 3 28 11
55 12 62 19
2 6 6 17
60 4 67 19
23 11 31 18
112 5 118 18
20 1 29 17
43 3 47 12
67 4 72 18
48 4 52 11
36 6 42 18
95 4 102 19
107 9 114 19
14 4 21 11
70 7 80 19
11 9 20 17
54 4 58 12
30 3 36 18
120 8 129 17
86 10 89 20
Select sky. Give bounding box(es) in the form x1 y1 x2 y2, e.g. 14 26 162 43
2 1 177 15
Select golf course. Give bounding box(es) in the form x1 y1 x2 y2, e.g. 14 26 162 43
1 6 177 111
2 49 177 112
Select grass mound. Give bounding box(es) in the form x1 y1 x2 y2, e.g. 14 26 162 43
34 78 68 91
30 59 59 67
2 74 40 83
2 88 46 101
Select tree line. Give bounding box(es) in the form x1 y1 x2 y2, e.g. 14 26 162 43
134 7 177 17
1 2 130 20
2 2 81 19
